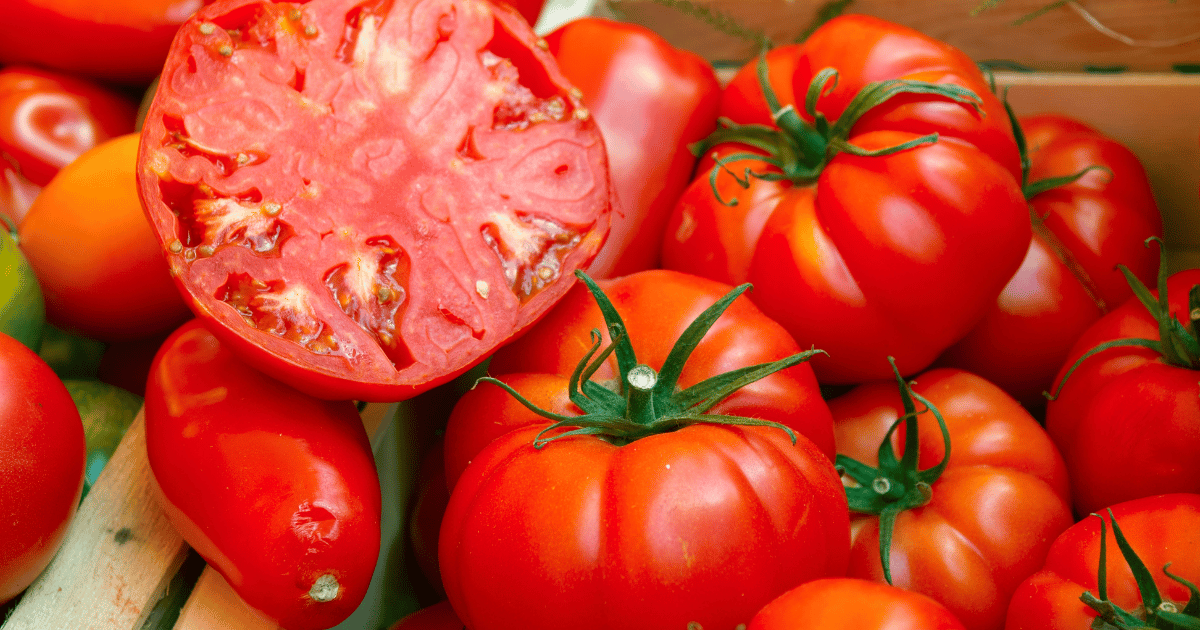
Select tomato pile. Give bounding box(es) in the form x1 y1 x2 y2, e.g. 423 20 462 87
1 1 1197 629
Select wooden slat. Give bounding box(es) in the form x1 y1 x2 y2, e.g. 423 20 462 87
596 0 1200 70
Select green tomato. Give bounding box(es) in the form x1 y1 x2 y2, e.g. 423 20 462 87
0 227 44 350
63 379 143 499
38 323 106 379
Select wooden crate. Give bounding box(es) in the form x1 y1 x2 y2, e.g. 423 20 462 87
5 2 1200 630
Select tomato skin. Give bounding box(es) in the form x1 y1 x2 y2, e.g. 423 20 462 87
1044 269 1200 517
0 0 202 84
833 368 1073 630
19 133 192 342
662 15 1029 384
144 319 381 630
0 66 139 188
0 332 85 604
748 577 967 630
138 0 614 402
0 226 44 351
545 17 721 279
440 424 849 630
938 114 1162 409
388 601 464 630
1005 493 1200 630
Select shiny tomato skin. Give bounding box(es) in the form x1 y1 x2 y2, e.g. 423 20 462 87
1044 270 1200 517
0 0 203 84
748 577 967 630
0 332 85 604
144 319 381 630
0 66 139 188
545 17 721 279
938 114 1161 409
1005 493 1200 630
388 601 465 630
138 0 614 402
833 368 1073 630
663 15 1029 384
440 423 850 630
19 133 191 342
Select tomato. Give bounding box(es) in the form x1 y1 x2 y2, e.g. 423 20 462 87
0 331 85 604
0 66 139 188
1044 260 1200 517
1 160 40 226
1005 493 1200 630
19 133 192 342
37 323 106 379
661 14 1030 384
438 271 848 630
544 17 721 278
0 0 203 84
143 319 381 629
834 367 1073 630
505 0 546 26
388 601 464 630
137 0 614 402
62 378 141 499
96 328 180 396
0 224 44 351
938 114 1162 410
748 577 967 630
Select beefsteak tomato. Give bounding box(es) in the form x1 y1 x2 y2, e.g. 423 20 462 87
137 0 614 402
748 577 967 630
938 113 1162 409
661 14 1029 383
144 319 381 630
834 366 1073 630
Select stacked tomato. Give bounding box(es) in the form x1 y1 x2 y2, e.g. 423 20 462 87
3 1 1198 630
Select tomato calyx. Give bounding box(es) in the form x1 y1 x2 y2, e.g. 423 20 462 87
1081 510 1200 629
835 357 952 585
689 55 983 205
477 271 825 448
1048 238 1200 401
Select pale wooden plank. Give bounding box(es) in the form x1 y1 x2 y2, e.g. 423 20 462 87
2 411 190 630
597 0 1200 70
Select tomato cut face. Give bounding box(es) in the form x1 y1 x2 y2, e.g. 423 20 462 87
137 0 613 401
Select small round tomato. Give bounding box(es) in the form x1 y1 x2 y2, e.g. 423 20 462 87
19 132 191 342
749 577 967 630
0 225 44 350
0 331 86 604
0 66 139 188
0 0 204 83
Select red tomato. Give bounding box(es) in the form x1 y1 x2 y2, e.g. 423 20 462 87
1044 265 1200 517
0 66 139 188
19 133 192 342
144 319 381 630
661 15 1030 384
388 601 464 630
834 368 1073 630
438 270 848 630
0 332 85 604
137 0 614 402
1005 493 1200 630
545 17 721 278
504 0 545 26
0 0 202 83
749 577 967 630
0 158 41 226
938 114 1161 409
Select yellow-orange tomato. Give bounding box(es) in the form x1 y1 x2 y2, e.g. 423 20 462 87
19 133 191 342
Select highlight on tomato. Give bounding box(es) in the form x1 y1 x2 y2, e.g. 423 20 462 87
136 0 616 402
833 363 1073 630
661 14 1030 384
438 271 849 630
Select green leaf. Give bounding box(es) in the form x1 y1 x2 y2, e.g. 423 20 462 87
575 271 637 380
652 283 753 410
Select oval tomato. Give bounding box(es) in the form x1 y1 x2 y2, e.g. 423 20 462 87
0 332 85 604
144 319 381 629
438 271 848 630
661 14 1029 384
545 17 721 278
834 367 1073 630
19 133 192 342
0 0 202 83
1044 264 1200 517
1005 493 1200 630
938 114 1162 409
749 577 967 630
0 66 139 188
136 0 614 402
